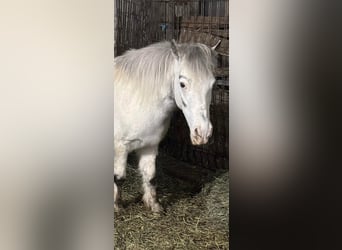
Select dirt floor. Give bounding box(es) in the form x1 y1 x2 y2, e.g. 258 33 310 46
114 154 229 249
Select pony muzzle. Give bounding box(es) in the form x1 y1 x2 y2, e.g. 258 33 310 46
190 125 213 145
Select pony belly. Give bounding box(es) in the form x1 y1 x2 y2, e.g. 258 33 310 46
124 131 164 152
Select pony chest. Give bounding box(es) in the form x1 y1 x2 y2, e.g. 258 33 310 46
124 110 171 150
136 112 168 138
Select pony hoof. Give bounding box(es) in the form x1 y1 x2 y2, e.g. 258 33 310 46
150 203 162 213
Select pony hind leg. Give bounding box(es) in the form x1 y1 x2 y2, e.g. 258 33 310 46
114 142 128 212
137 146 162 213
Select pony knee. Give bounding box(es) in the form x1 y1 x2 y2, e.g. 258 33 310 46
138 150 157 181
139 159 156 182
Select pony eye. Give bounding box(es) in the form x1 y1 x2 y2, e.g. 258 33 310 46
180 82 186 88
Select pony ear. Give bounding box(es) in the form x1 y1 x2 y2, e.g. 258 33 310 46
171 39 179 59
211 40 222 50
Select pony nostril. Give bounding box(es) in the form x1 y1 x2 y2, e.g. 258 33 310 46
194 128 200 137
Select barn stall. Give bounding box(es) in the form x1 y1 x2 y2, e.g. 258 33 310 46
114 0 229 249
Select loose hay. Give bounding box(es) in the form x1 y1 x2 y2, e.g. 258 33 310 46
114 159 229 249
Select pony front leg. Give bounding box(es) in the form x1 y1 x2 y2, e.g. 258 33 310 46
137 146 161 213
114 181 119 212
114 142 128 212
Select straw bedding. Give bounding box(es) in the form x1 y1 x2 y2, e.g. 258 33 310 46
114 155 229 249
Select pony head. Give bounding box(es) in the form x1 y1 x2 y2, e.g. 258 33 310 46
171 40 218 145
